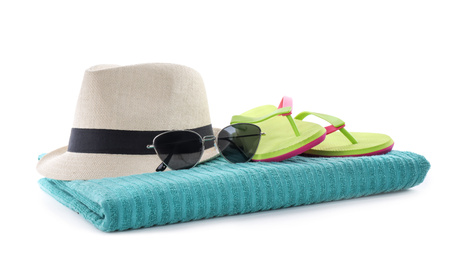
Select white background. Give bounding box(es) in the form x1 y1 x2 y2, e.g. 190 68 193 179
1 1 460 259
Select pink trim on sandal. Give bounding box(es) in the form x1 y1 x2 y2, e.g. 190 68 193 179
324 124 345 135
278 96 293 116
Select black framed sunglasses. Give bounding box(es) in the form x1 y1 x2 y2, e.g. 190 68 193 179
146 123 264 172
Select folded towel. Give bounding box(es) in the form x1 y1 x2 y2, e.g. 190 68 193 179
38 151 430 232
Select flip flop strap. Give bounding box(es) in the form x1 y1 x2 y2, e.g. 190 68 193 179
277 96 300 136
231 106 292 124
231 101 301 137
294 111 358 144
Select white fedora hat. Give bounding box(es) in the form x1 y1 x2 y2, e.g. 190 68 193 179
37 63 220 180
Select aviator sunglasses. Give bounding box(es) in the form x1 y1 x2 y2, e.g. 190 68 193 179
147 123 264 171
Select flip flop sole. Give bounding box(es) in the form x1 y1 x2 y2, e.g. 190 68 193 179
251 116 326 161
304 132 394 157
253 132 326 161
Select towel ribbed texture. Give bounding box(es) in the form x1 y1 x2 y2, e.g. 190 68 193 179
38 151 430 232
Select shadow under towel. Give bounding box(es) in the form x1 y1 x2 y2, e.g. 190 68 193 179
38 150 430 232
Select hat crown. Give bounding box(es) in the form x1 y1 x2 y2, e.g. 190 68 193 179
73 63 211 131
37 63 220 180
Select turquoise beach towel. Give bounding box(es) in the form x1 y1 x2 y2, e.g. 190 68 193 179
38 151 430 232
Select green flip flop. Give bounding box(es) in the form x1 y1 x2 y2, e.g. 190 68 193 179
231 97 326 161
294 109 394 157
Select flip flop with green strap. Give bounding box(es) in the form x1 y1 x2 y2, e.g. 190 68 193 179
293 104 394 157
230 97 326 162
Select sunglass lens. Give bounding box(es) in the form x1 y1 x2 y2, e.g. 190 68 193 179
153 131 203 170
217 123 261 163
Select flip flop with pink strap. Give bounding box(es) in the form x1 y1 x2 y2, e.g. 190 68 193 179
230 97 326 162
293 102 394 157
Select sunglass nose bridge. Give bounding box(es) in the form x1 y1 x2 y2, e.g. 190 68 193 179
202 135 216 142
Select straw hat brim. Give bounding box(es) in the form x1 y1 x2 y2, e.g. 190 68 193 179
37 128 221 180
